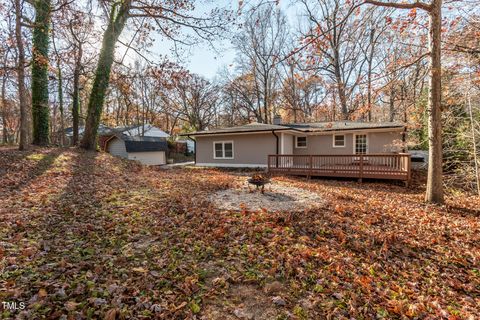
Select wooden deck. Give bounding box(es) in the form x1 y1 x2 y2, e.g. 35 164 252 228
268 154 411 183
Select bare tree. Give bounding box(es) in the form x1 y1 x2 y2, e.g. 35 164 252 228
299 0 368 120
279 56 328 122
233 3 288 123
164 73 219 131
14 0 28 150
221 71 264 123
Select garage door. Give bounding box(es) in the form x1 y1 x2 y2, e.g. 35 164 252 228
127 151 166 165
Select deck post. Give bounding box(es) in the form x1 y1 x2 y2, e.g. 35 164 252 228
309 155 313 179
406 153 412 187
359 154 364 183
268 155 271 173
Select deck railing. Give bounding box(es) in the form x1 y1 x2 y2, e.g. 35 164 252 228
268 153 411 182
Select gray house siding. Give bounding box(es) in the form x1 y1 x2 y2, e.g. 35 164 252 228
281 133 294 154
196 133 277 166
289 131 402 155
367 131 403 153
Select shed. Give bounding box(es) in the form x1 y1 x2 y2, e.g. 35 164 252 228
106 134 168 165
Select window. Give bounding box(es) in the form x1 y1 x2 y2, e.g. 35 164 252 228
295 136 307 148
333 135 345 147
354 134 368 154
213 141 234 159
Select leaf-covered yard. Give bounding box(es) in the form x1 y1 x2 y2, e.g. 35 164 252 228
0 147 478 319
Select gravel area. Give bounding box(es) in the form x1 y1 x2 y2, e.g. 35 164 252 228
210 180 323 212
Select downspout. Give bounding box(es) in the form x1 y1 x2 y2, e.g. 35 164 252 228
271 130 279 154
271 130 279 169
187 135 196 164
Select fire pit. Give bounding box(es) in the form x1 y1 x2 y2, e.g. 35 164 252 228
247 174 270 193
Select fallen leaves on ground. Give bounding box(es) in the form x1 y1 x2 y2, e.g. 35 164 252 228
0 147 478 319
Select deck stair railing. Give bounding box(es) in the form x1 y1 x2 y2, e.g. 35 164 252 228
268 153 411 183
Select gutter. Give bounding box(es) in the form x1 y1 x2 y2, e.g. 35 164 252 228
181 128 301 137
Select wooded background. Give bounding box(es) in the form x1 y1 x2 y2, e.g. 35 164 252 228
0 0 479 200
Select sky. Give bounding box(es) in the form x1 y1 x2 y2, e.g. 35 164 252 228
150 30 236 79
150 0 239 79
120 0 300 79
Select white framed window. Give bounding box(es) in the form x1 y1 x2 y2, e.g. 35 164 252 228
295 136 307 148
354 134 368 154
333 134 345 148
213 141 234 159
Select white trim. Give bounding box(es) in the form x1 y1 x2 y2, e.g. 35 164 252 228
353 133 369 154
280 132 285 154
196 163 267 168
213 140 234 159
295 136 307 148
332 134 346 148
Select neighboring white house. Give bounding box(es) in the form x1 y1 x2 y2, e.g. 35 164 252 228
119 124 170 138
176 139 195 153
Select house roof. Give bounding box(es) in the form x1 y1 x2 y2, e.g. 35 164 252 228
287 121 404 132
181 123 294 136
118 135 168 153
182 121 404 136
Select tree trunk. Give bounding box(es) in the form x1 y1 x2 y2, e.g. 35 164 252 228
333 50 348 120
72 43 82 145
367 29 375 122
80 1 131 150
263 77 269 124
14 0 28 150
31 0 51 145
1 74 8 144
57 60 65 146
389 86 395 122
290 63 298 123
425 0 444 204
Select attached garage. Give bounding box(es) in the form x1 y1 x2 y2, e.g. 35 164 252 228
106 135 168 165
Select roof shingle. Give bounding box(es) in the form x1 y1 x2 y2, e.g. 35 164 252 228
183 121 404 136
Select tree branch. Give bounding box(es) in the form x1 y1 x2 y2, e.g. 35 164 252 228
363 0 432 11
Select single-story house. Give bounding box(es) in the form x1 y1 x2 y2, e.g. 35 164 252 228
105 134 168 165
182 119 411 182
184 120 405 167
